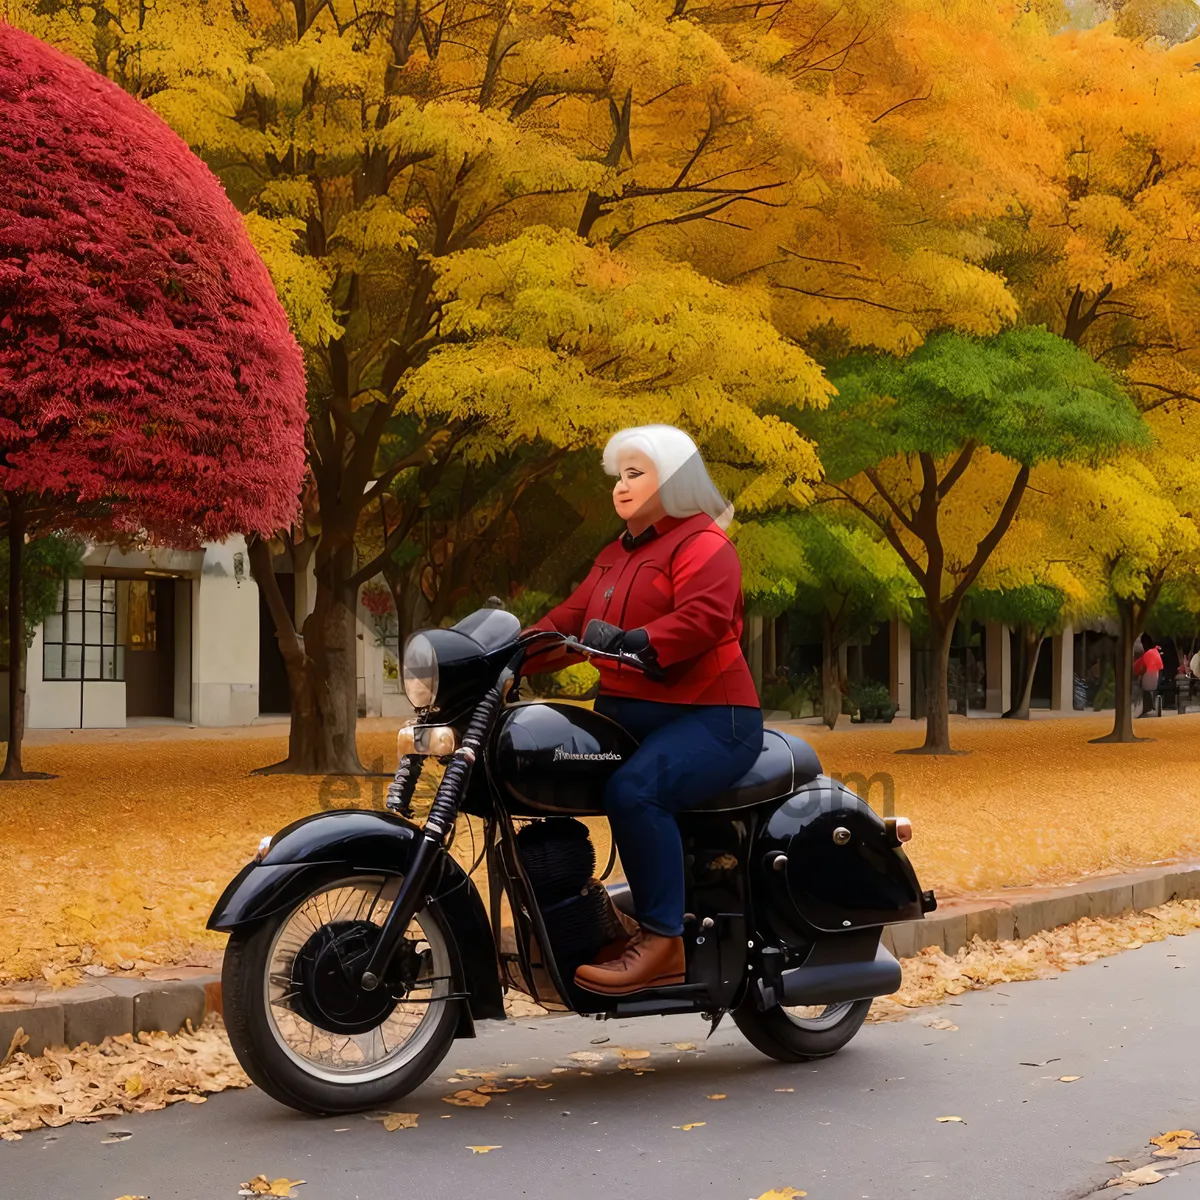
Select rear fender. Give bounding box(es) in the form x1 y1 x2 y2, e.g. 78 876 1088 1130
207 809 505 1024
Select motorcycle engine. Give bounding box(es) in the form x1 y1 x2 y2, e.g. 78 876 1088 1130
516 818 624 970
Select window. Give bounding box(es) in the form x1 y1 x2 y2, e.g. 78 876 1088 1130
43 579 124 681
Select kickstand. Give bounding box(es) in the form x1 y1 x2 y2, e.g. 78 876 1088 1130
704 1010 726 1039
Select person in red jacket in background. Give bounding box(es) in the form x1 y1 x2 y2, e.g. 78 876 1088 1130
524 424 763 995
1134 640 1164 717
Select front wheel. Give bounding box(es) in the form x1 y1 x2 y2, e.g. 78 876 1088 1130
222 874 462 1115
732 993 871 1062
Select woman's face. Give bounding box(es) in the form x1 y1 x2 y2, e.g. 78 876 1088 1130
612 447 665 528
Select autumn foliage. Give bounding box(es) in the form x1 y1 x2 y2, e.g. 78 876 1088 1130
0 24 307 543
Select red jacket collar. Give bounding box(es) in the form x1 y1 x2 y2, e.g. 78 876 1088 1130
621 512 698 551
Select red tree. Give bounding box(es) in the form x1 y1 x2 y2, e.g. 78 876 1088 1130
0 25 307 777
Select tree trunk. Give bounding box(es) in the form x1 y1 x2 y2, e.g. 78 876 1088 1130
1 498 51 781
1092 598 1145 744
250 538 367 775
904 602 958 754
1003 626 1043 720
821 611 840 731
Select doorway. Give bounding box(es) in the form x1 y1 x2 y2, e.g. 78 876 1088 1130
124 579 176 718
259 572 295 715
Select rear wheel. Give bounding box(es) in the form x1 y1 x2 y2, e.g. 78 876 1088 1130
222 874 461 1115
732 994 871 1062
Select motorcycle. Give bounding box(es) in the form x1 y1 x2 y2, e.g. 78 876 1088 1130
209 607 936 1115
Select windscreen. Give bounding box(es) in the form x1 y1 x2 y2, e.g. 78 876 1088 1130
452 607 521 651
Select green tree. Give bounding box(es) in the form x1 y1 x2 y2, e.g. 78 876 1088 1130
793 328 1148 754
738 511 913 729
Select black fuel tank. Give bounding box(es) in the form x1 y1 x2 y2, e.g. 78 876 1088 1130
493 702 638 816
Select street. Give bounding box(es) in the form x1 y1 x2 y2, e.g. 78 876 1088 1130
4 935 1199 1200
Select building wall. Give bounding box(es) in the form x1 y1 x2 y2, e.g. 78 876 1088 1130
191 537 259 727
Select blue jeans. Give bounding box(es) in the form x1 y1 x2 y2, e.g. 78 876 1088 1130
593 696 764 938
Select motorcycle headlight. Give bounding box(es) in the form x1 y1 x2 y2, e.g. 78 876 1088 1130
402 632 439 709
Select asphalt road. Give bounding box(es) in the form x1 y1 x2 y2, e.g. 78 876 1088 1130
4 935 1200 1200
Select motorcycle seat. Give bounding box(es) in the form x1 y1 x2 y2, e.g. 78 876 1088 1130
691 730 822 812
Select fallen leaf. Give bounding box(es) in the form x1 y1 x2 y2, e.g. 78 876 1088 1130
1 1131 22 1142
774 1088 794 1093
567 1051 606 1065
239 1177 307 1198
1019 1059 1061 1067
101 1130 134 1144
936 1116 966 1124
440 1115 452 1119
122 1074 145 1097
455 1069 498 1080
672 1122 707 1131
673 1042 697 1051
443 1090 490 1108
1106 1166 1164 1188
505 1076 539 1085
2 1027 28 1069
466 1145 502 1154
926 1019 958 1031
707 1094 727 1100
752 1191 808 1200
617 1048 650 1060
1150 1131 1200 1157
183 1094 207 1104
475 1083 510 1094
1058 1076 1082 1083
382 1113 418 1131
534 1083 553 1089
1107 1157 1130 1164
551 1067 570 1074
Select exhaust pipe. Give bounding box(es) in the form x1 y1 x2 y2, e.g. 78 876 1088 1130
779 941 902 1007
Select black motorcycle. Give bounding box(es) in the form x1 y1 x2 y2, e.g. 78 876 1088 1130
209 607 936 1115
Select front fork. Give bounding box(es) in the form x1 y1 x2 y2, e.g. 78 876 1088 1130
357 671 512 993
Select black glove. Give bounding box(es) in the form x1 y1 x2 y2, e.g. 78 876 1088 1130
581 619 626 652
582 620 664 681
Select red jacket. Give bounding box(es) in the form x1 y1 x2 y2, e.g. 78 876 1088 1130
1135 647 1163 675
529 512 760 707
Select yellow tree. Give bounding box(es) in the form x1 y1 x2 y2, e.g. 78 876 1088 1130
13 0 884 771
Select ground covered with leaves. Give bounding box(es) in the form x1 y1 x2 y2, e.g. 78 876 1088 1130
3 714 1200 985
3 900 1199 1144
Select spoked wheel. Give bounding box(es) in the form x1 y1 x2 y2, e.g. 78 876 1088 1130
732 993 871 1062
222 875 461 1114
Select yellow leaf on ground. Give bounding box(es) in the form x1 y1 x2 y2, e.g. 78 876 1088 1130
443 1090 490 1107
936 1116 965 1123
267 1181 305 1198
672 1122 706 1131
1150 1130 1200 1156
475 1083 510 1094
455 1069 498 1079
123 1074 144 1097
382 1113 418 1131
617 1048 650 1060
2 1027 28 1068
753 1191 808 1199
1106 1166 1164 1187
1058 1076 1082 1083
707 1094 727 1100
466 1145 502 1153
673 1043 696 1051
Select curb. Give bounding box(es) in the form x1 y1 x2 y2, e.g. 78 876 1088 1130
1 971 221 1059
880 860 1200 959
4 860 1199 1057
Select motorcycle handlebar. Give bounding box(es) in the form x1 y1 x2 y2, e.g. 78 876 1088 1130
517 629 654 675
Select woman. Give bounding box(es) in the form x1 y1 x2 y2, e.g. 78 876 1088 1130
526 425 762 996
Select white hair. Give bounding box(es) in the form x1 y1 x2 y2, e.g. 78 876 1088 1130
601 424 734 530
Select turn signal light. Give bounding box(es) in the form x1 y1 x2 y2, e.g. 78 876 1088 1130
397 722 459 757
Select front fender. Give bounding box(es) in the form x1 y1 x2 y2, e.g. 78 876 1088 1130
207 809 505 1022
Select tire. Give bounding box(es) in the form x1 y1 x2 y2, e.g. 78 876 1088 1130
222 875 462 1115
732 994 871 1063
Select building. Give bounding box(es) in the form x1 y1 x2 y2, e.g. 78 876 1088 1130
23 537 405 729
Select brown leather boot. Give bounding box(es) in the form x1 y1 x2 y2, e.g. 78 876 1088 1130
574 929 685 995
589 908 641 965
